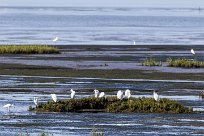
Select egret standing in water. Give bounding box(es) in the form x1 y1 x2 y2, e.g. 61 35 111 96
3 104 14 112
99 92 105 98
70 89 76 99
191 49 196 60
133 40 136 45
153 90 159 101
94 89 100 98
50 94 57 102
125 89 131 99
33 97 38 107
117 90 124 100
53 37 58 42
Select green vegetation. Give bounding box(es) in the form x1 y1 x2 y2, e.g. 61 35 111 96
200 92 204 99
167 58 204 68
142 58 162 66
30 97 192 113
0 45 59 54
91 128 103 136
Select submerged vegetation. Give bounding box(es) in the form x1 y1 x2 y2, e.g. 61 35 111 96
167 58 204 68
30 97 192 113
142 58 162 66
17 132 52 136
0 45 59 54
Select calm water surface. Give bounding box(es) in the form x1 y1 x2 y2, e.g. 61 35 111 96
0 7 204 45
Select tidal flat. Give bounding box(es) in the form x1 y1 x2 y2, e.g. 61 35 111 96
0 45 204 136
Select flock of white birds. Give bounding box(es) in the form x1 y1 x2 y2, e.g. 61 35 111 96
2 38 195 113
2 89 159 113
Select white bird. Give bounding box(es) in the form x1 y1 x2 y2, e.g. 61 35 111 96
50 94 57 102
153 90 159 101
117 90 124 100
125 89 131 99
191 49 195 55
3 104 14 112
133 40 136 45
99 92 105 98
53 37 58 42
70 89 76 99
33 97 38 107
94 89 100 98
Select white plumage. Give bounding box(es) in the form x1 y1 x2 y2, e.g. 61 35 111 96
70 89 76 99
117 90 124 100
3 104 14 112
125 89 131 99
133 40 136 45
153 91 159 101
33 97 38 106
50 94 57 102
94 89 100 98
191 49 195 55
53 37 58 42
99 92 105 98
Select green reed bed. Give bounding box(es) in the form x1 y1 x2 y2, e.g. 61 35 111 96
30 97 192 113
142 58 162 66
167 58 204 68
0 45 59 54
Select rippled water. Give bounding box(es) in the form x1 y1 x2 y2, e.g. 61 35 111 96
1 7 204 45
0 75 204 135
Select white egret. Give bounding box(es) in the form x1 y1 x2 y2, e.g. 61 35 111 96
53 37 58 42
33 97 38 107
70 89 76 99
117 90 124 100
133 40 136 45
3 104 14 112
94 89 100 98
153 90 159 101
99 92 105 98
125 89 131 99
191 49 195 55
50 94 57 102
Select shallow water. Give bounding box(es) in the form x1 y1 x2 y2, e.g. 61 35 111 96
1 7 204 45
0 75 204 135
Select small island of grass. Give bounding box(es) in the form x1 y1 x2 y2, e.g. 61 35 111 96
142 58 162 66
30 97 192 113
0 45 59 54
167 58 204 68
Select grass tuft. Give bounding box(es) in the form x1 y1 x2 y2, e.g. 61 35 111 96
167 58 204 68
0 45 59 54
200 92 204 99
142 58 162 66
91 128 103 136
30 97 192 113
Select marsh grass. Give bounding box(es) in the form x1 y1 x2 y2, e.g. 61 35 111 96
142 58 162 66
30 97 192 113
167 58 204 68
91 128 103 136
200 92 204 99
0 45 59 54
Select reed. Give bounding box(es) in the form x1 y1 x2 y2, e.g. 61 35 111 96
142 58 162 66
167 58 204 68
30 97 192 113
200 91 204 99
0 45 59 54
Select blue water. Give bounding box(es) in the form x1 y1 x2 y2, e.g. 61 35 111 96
0 7 204 45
